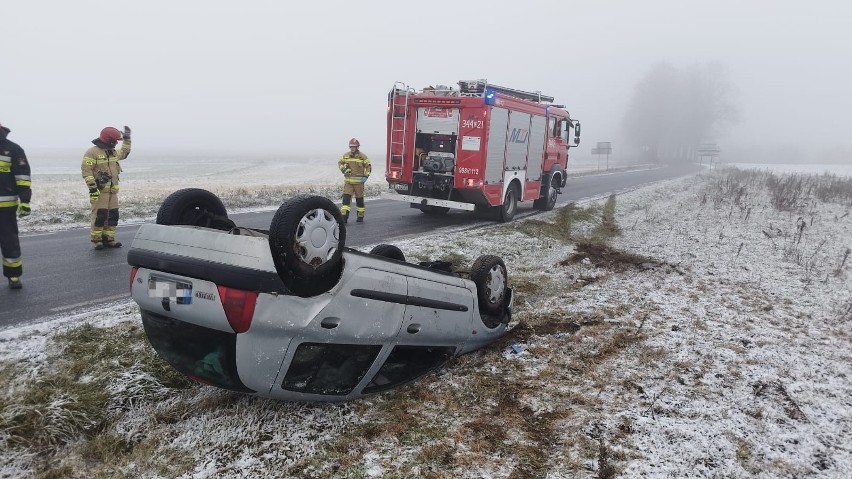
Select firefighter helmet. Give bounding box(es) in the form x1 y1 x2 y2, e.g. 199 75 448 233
349 138 360 148
99 127 123 143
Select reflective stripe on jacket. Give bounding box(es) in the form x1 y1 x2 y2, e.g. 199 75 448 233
81 140 131 190
0 139 31 208
338 151 371 184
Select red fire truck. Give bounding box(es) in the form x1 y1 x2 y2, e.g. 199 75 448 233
385 79 581 221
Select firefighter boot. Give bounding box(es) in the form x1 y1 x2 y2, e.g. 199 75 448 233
355 198 365 223
94 243 104 250
8 277 22 289
342 212 349 223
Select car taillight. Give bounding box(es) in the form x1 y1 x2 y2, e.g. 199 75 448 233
390 170 399 179
217 286 257 333
129 267 138 294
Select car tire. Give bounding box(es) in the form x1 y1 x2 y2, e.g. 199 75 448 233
470 255 508 321
269 195 345 296
369 244 406 262
156 188 233 230
533 175 558 211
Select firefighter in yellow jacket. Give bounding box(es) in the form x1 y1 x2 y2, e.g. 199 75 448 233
81 126 131 249
338 138 371 223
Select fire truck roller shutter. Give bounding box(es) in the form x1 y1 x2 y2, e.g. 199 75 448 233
505 111 531 171
415 108 459 135
527 115 547 181
484 107 509 184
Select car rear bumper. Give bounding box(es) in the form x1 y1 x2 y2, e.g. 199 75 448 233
129 249 288 294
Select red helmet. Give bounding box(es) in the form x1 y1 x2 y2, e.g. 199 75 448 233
349 138 360 148
99 127 123 143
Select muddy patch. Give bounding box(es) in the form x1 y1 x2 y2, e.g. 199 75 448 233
562 242 678 273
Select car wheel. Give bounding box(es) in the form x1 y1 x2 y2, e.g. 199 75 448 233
498 185 518 222
470 255 508 320
269 195 345 295
156 188 233 230
533 176 558 211
369 244 406 262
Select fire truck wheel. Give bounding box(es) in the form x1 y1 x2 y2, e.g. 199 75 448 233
497 185 518 222
533 176 558 211
471 255 508 321
156 188 234 230
369 244 406 262
269 195 346 296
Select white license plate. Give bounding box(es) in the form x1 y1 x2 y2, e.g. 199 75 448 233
148 275 193 304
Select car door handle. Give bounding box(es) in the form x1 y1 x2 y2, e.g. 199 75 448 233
406 323 421 334
320 317 341 329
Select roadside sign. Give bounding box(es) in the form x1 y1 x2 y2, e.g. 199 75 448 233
593 142 613 170
697 143 720 155
697 143 720 172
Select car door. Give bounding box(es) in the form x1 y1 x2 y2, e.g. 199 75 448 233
273 267 410 398
359 275 476 396
398 276 474 346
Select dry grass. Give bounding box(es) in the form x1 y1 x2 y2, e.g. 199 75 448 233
0 322 194 476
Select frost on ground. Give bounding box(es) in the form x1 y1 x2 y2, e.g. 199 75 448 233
1 167 850 478
18 154 644 234
20 158 387 234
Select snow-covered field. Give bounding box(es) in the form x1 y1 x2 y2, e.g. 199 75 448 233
17 152 648 234
1 165 850 478
21 152 385 233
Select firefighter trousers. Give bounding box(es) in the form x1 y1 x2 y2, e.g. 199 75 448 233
0 207 22 278
90 187 120 245
341 183 365 218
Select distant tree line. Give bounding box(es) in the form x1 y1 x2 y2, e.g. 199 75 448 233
621 62 740 163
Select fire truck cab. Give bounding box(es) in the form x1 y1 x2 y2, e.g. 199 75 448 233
385 79 580 222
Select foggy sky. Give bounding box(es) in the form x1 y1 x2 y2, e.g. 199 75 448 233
4 0 851 161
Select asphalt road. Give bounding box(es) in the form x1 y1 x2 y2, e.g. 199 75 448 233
0 162 701 328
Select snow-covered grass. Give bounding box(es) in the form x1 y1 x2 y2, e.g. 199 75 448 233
1 167 850 478
18 154 649 234
21 158 387 234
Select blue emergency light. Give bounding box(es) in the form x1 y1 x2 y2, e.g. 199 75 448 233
484 90 496 105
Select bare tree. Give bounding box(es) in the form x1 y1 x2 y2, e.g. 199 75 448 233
622 62 740 163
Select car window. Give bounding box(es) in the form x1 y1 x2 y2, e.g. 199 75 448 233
282 343 382 396
141 311 253 393
362 345 454 394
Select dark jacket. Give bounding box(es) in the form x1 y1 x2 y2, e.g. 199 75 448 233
0 139 31 209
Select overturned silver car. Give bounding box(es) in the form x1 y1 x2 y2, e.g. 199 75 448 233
127 189 512 401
